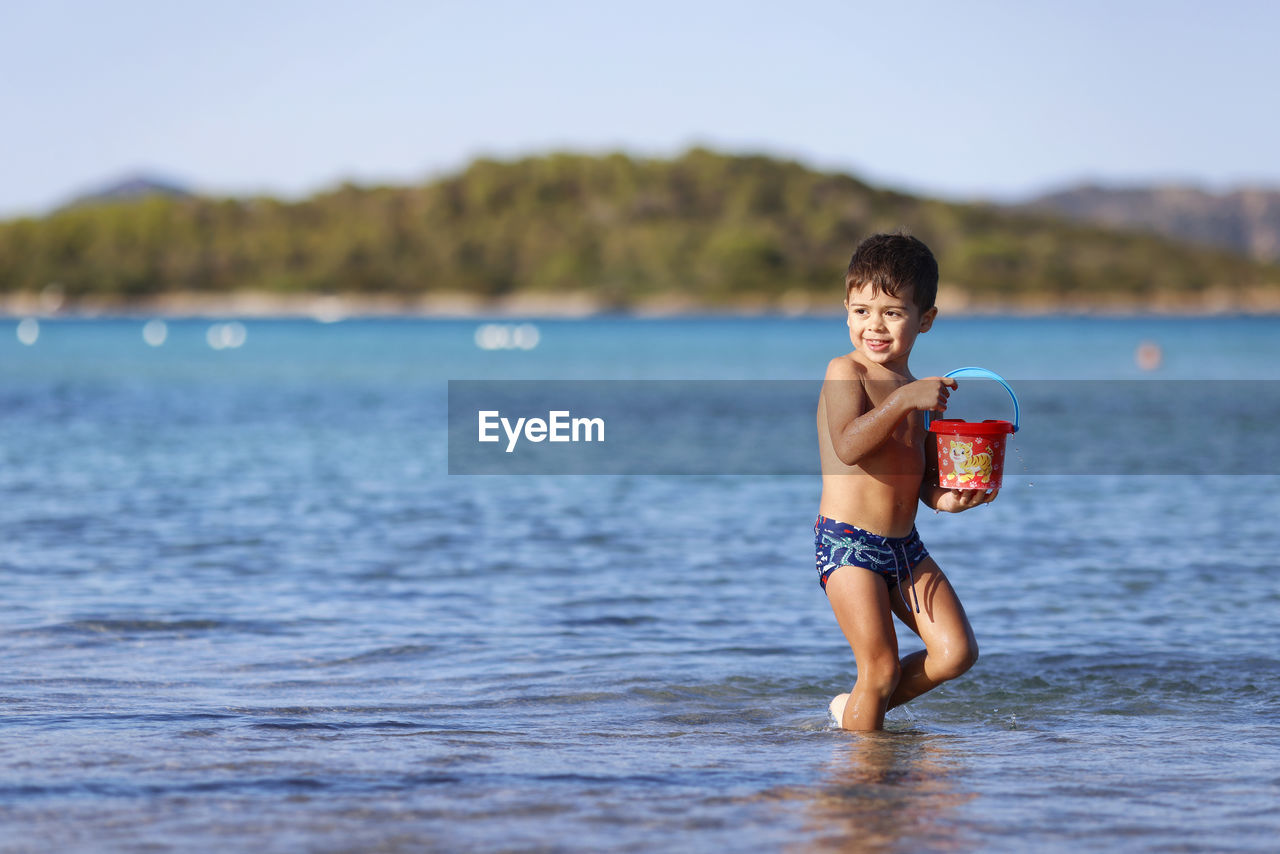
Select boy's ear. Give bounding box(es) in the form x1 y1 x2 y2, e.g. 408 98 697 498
919 306 938 332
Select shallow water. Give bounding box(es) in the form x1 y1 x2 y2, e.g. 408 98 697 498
2 316 1278 852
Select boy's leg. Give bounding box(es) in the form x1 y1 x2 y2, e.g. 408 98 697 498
824 566 901 730
887 557 978 710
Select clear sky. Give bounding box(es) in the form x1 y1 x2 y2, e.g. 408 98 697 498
3 0 1277 217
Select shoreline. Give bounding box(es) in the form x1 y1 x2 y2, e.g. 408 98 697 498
3 287 1280 319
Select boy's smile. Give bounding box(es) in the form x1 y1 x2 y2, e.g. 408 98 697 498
845 283 936 370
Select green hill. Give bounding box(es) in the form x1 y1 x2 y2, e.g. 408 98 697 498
2 149 1278 312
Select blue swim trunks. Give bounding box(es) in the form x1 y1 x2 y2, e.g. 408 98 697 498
814 515 929 609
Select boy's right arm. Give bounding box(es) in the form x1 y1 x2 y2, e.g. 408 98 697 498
823 358 956 467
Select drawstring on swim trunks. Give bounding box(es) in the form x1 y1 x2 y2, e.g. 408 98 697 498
890 540 920 614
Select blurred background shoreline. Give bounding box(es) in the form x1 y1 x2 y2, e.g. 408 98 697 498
8 288 1280 319
5 149 1278 320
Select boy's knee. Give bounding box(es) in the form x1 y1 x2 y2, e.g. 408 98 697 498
935 641 978 682
857 654 901 697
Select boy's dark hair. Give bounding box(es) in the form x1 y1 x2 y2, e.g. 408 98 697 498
845 232 939 313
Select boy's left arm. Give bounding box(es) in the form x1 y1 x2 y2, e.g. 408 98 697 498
919 434 999 512
921 483 998 512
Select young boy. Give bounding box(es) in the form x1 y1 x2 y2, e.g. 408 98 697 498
817 232 996 731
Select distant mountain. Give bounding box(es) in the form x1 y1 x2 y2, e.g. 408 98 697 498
1021 184 1280 262
5 151 1278 312
66 174 193 207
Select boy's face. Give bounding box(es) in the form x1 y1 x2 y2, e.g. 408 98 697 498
845 282 937 369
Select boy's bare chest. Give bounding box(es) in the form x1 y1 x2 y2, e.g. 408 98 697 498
866 382 926 452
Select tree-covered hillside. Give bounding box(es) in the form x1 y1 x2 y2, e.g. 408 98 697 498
2 149 1277 310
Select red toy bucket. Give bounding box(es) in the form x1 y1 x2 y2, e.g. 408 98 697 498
926 367 1019 491
930 419 1015 489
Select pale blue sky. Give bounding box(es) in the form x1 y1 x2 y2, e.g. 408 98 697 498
2 0 1276 217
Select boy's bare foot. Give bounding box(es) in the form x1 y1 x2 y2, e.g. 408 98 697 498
828 693 850 726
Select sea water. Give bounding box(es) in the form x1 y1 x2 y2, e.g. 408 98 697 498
2 315 1279 852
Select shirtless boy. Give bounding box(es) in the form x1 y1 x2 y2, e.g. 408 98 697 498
817 232 996 731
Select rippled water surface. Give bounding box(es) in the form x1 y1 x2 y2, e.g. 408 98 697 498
2 316 1279 852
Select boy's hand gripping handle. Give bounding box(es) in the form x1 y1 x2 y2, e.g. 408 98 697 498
924 366 1020 432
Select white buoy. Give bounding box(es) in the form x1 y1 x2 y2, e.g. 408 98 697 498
475 322 540 350
207 322 247 350
16 318 39 345
512 323 540 350
142 319 168 347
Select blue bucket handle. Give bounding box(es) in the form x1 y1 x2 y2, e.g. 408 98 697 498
925 366 1020 433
